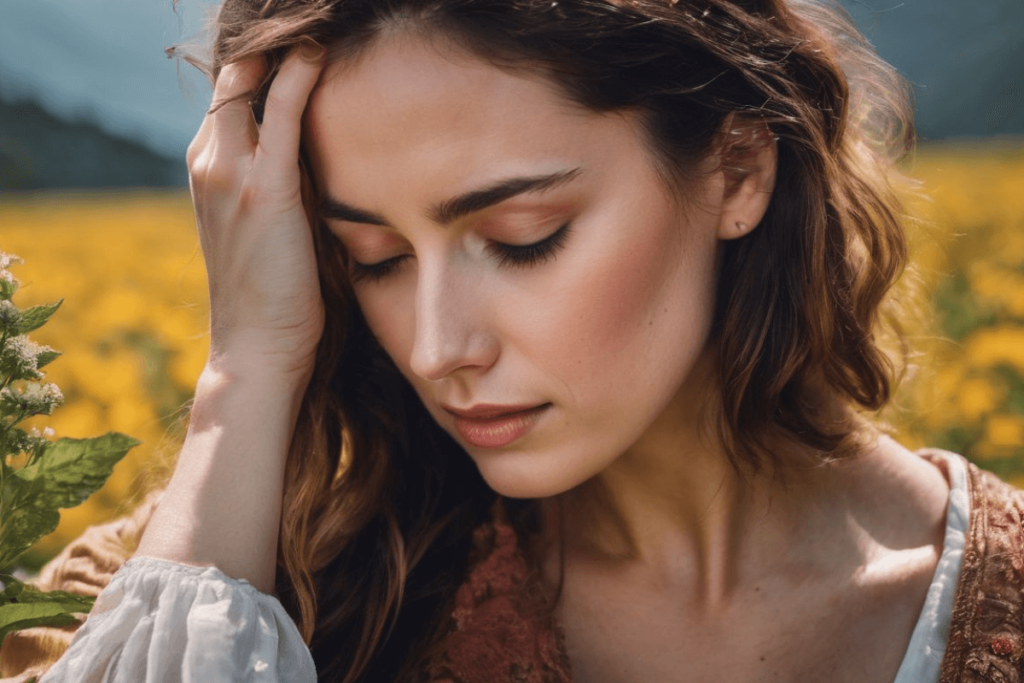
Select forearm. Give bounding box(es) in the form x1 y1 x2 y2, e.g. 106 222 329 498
134 360 309 593
133 47 326 595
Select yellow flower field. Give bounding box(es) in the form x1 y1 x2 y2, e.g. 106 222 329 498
0 191 208 566
890 141 1024 481
1 139 1023 568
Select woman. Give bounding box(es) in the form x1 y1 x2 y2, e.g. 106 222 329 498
7 0 1023 681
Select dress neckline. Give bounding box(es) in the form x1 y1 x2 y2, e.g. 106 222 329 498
426 450 970 683
891 450 970 683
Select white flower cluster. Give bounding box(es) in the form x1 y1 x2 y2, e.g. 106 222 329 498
0 382 65 417
29 426 57 440
0 253 20 300
0 335 46 381
0 252 21 272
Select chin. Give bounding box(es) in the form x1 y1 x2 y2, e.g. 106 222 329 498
469 446 603 500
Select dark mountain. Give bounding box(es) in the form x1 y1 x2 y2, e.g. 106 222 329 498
0 95 186 191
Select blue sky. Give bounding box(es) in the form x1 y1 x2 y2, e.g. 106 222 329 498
2 0 1021 159
1 0 213 156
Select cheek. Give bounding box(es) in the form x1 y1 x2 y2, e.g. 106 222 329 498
473 205 719 497
513 204 718 408
543 245 664 364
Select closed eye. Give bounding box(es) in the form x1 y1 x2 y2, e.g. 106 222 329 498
487 222 572 269
349 254 410 283
349 223 572 284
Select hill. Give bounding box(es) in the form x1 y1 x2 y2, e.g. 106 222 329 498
0 96 186 191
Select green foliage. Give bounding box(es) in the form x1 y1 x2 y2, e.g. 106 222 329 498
933 271 1000 341
0 252 139 648
0 579 94 642
13 301 63 336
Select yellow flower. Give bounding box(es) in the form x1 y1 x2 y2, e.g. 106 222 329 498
964 327 1024 375
956 377 1002 423
976 412 1024 461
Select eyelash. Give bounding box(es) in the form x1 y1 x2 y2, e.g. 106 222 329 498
349 222 572 284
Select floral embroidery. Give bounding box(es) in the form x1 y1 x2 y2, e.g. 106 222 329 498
924 452 1024 683
991 638 1015 657
420 502 572 683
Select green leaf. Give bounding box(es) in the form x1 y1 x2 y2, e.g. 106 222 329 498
9 586 94 609
0 432 138 570
35 348 62 369
0 599 89 646
0 611 80 642
0 276 17 301
0 574 24 601
0 507 60 571
0 300 18 335
0 586 94 646
14 300 62 335
16 433 140 509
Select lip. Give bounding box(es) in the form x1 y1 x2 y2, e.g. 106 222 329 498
442 403 545 419
443 403 550 448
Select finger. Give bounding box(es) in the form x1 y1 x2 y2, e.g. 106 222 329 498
254 44 324 172
210 56 267 151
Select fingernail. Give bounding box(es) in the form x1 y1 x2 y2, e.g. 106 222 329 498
298 40 325 62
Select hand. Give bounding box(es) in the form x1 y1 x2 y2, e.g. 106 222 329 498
187 46 326 381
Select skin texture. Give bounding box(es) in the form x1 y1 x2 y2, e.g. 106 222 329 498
306 33 765 500
136 47 327 593
304 33 954 682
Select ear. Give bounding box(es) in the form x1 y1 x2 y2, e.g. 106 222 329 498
714 115 777 240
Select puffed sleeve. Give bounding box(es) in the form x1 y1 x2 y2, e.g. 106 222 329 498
37 556 317 683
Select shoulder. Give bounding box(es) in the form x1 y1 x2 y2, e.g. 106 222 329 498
924 450 1024 683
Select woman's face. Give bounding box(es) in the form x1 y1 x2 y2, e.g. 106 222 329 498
305 33 728 498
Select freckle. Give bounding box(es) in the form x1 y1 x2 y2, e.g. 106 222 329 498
760 656 766 662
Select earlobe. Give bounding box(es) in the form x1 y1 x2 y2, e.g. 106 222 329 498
715 117 777 241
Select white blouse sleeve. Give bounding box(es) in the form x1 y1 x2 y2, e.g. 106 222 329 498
39 556 317 683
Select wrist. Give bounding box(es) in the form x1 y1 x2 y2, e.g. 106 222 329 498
201 345 316 390
191 359 312 432
207 317 323 383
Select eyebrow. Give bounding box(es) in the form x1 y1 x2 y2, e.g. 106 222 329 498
319 168 583 228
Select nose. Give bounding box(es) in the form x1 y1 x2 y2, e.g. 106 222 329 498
408 261 499 382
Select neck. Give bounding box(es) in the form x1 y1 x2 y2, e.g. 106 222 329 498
551 351 835 608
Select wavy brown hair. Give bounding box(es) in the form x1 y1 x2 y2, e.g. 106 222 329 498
172 0 915 679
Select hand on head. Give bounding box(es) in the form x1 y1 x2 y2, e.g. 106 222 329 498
187 44 326 381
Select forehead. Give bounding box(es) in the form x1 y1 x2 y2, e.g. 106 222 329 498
303 32 646 204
